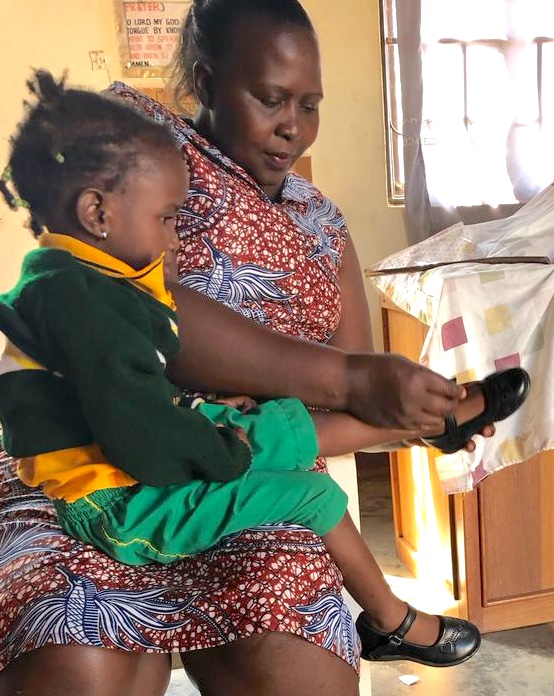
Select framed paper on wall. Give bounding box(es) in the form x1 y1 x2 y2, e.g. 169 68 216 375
114 1 192 78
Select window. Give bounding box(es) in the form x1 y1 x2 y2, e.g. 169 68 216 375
380 0 554 208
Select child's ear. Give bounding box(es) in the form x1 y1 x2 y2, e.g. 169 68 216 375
76 189 108 241
193 61 214 108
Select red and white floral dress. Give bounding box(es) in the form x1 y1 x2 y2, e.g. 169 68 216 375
0 85 361 674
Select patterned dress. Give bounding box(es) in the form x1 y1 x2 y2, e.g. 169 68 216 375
0 84 361 674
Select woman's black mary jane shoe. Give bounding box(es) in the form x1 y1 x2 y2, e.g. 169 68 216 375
356 604 481 667
421 367 531 454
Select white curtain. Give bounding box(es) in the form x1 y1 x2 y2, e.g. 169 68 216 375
396 0 554 243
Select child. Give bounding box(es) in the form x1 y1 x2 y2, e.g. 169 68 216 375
0 71 528 666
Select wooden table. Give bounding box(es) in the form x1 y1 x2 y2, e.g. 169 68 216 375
382 296 554 632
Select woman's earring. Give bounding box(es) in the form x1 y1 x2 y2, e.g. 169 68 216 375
100 230 108 240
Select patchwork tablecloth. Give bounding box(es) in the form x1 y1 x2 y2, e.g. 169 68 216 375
367 187 554 493
419 261 554 493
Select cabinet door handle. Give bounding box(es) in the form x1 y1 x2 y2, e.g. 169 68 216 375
449 495 461 601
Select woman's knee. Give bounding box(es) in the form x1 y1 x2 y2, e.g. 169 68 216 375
0 644 171 696
181 632 359 696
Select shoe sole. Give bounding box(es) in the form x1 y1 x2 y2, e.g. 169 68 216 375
361 633 482 667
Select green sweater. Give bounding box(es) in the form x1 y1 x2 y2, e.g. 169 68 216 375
0 246 251 487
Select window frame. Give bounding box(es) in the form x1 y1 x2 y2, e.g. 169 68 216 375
379 0 554 209
379 0 405 205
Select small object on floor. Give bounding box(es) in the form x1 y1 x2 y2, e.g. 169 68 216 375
356 603 481 667
421 367 531 454
398 674 420 686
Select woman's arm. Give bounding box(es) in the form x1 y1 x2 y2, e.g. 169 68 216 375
328 234 375 354
314 236 492 454
167 276 461 432
317 234 419 452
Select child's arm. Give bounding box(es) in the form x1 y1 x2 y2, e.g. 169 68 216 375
23 258 252 486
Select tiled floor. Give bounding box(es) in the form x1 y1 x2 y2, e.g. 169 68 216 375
166 669 198 696
357 454 554 696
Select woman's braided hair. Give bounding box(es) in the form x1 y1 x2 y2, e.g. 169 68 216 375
174 0 314 106
4 70 176 236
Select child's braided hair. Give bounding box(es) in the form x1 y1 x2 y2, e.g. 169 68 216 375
3 70 177 236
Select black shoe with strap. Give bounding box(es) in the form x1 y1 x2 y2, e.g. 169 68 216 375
421 367 531 454
356 603 481 667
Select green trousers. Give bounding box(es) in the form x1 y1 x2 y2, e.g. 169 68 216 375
55 398 348 565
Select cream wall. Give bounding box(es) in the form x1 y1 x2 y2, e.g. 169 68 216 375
0 0 407 347
304 0 408 348
0 0 117 291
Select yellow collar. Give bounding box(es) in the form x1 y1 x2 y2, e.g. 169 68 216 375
39 232 175 309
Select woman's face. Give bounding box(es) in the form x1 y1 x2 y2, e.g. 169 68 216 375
197 17 323 200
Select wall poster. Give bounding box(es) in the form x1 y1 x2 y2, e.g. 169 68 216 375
115 1 192 78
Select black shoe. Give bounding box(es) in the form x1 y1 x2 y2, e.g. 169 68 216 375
356 604 481 667
421 367 531 454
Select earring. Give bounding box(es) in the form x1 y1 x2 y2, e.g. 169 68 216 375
100 230 108 240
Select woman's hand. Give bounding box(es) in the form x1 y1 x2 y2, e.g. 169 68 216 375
344 352 461 432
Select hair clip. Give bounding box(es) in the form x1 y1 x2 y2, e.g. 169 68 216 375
54 152 65 163
0 166 30 212
0 179 18 211
1 165 12 183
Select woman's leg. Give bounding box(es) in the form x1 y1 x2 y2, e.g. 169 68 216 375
182 633 360 696
0 645 171 696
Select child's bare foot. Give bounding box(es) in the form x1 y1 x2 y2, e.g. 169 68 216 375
453 383 486 426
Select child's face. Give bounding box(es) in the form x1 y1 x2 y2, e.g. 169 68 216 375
103 147 188 270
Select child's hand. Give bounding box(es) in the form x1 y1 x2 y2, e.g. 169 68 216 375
216 424 252 450
345 353 461 431
214 395 257 413
233 426 251 449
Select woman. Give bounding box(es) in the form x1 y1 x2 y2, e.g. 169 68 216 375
0 1 489 694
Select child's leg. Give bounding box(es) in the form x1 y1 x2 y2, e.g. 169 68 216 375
452 383 485 423
308 380 494 459
197 398 318 471
422 368 530 452
322 512 442 645
323 513 480 664
60 470 347 565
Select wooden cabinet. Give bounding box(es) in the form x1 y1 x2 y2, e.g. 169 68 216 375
382 297 554 632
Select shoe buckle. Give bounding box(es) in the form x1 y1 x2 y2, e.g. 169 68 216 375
389 631 404 647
